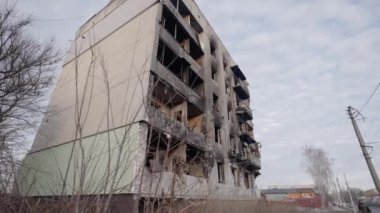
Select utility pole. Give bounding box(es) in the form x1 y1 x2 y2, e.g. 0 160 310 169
344 174 357 213
347 106 380 193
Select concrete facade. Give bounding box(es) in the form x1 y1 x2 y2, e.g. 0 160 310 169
16 0 261 202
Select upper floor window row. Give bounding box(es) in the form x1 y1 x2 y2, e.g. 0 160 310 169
170 0 203 33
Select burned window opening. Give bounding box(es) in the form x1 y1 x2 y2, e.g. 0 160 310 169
162 8 189 46
157 40 189 83
186 145 207 178
211 65 217 82
161 7 204 63
210 39 216 57
188 102 206 134
213 93 219 113
214 125 221 144
157 40 205 96
170 0 203 33
146 129 182 173
189 69 204 97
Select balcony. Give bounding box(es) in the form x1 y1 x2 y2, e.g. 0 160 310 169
240 132 256 144
231 65 247 81
241 155 261 170
234 79 250 100
228 149 243 161
236 103 253 123
155 59 205 112
147 106 206 150
240 121 255 144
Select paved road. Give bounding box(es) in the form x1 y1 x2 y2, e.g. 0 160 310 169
369 206 380 213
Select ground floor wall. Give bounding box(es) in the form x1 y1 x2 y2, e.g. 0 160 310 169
15 122 146 196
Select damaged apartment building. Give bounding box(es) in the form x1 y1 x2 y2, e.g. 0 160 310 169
16 0 261 208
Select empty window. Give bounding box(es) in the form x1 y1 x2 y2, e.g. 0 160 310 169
213 94 219 112
189 69 204 97
174 110 183 122
186 145 207 178
211 66 217 82
210 40 216 57
214 125 221 144
217 162 225 184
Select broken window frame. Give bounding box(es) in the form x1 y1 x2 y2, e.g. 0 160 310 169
213 93 219 113
214 125 222 144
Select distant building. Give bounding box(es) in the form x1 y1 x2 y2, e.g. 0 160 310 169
15 0 261 209
261 188 289 201
262 186 323 208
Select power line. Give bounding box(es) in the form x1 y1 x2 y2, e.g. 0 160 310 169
360 82 380 113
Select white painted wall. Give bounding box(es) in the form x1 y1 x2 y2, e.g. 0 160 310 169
31 0 160 152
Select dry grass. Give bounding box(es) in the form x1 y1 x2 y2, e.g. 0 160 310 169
1 195 312 213
175 199 301 213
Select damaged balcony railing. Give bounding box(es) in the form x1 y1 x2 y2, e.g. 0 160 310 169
241 153 261 170
236 102 253 123
240 123 255 144
234 78 250 100
147 106 206 149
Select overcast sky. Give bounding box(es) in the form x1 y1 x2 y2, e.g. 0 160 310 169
16 0 380 190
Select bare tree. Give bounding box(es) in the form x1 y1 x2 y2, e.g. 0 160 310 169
303 146 333 208
0 2 59 192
